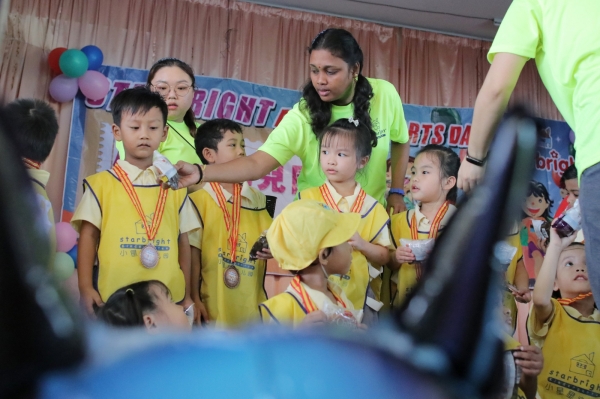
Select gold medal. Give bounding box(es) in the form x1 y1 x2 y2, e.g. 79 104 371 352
140 243 160 269
223 266 240 289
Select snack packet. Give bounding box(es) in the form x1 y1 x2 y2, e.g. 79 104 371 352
153 151 180 189
321 302 363 329
399 238 435 262
249 230 269 261
494 242 518 269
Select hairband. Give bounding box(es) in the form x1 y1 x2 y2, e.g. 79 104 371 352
126 288 134 294
348 117 359 127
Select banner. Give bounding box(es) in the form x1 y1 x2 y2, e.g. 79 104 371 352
63 65 575 281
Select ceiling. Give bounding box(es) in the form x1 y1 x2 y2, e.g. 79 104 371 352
244 0 513 41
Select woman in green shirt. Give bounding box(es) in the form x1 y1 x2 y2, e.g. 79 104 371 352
176 29 410 212
117 58 201 164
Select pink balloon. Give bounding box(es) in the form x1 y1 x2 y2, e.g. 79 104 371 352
55 222 78 252
78 70 110 100
49 74 79 103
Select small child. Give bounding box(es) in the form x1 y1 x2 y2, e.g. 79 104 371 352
188 119 273 328
529 228 599 398
4 99 59 259
388 144 460 307
259 200 362 327
97 280 191 331
72 87 200 316
298 118 391 322
562 164 579 208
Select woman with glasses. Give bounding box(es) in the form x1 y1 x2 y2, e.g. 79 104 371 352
116 58 201 164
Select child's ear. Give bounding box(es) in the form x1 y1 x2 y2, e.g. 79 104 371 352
553 280 559 293
202 148 217 164
358 156 369 170
444 176 457 191
112 124 122 142
143 314 157 330
318 248 330 266
161 125 169 143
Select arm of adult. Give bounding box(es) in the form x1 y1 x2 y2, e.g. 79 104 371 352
457 53 528 193
77 221 104 317
387 141 410 214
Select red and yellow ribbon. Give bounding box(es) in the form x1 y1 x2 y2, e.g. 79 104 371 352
210 183 242 263
113 164 168 242
410 200 449 280
557 291 593 306
290 275 347 313
319 183 366 214
23 158 41 170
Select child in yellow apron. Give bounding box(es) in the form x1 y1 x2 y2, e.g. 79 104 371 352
298 118 390 323
259 200 363 328
389 144 459 307
529 229 599 399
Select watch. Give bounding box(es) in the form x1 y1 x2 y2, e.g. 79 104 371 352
389 188 405 196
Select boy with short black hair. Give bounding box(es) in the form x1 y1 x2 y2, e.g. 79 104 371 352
72 87 199 316
189 118 273 328
528 228 599 398
4 99 59 258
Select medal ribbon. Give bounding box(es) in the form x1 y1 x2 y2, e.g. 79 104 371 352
113 164 168 242
23 158 41 169
410 201 449 280
210 183 242 263
319 183 366 213
290 275 347 313
557 291 593 306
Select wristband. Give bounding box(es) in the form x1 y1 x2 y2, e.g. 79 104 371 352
389 188 405 196
465 151 486 167
194 164 205 185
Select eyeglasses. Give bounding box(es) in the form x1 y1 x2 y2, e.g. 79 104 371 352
149 83 193 98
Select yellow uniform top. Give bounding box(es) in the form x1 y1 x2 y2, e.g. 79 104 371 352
389 203 456 307
503 229 524 334
259 279 356 328
71 160 201 301
504 335 528 399
27 168 56 266
528 298 600 399
299 181 390 311
188 182 272 328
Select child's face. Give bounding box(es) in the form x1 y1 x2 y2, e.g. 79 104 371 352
555 247 590 297
410 153 449 203
149 66 194 122
324 241 353 276
113 108 167 166
522 193 550 218
144 284 191 332
564 178 580 208
204 130 246 165
320 134 367 185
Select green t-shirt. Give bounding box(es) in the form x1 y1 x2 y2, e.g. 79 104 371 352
116 120 201 165
488 0 600 177
259 78 409 204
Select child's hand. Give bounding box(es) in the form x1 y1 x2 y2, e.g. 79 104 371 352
193 296 209 324
395 245 416 264
254 248 273 260
80 287 104 317
548 224 578 250
512 288 532 303
348 232 367 252
300 310 328 328
514 345 543 377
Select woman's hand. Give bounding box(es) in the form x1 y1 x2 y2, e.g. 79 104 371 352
387 193 407 215
162 161 200 189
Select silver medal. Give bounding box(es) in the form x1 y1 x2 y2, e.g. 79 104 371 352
140 243 159 269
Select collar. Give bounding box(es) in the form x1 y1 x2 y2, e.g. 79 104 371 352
411 202 457 229
26 168 50 185
286 279 353 311
115 159 160 182
563 304 600 322
325 180 361 206
204 181 254 204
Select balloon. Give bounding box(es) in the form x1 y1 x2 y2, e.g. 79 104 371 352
59 49 89 78
569 130 575 144
67 244 78 267
81 45 104 70
49 74 79 103
55 221 78 252
48 47 67 74
53 252 75 281
78 71 110 100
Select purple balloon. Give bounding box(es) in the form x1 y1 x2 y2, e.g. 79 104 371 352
78 71 110 100
569 130 575 144
49 74 79 103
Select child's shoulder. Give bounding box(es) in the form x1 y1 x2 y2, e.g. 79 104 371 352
84 169 116 185
390 209 410 222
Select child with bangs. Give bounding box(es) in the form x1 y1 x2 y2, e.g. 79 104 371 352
298 118 391 323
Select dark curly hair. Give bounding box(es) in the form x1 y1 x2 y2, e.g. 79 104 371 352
302 28 373 137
